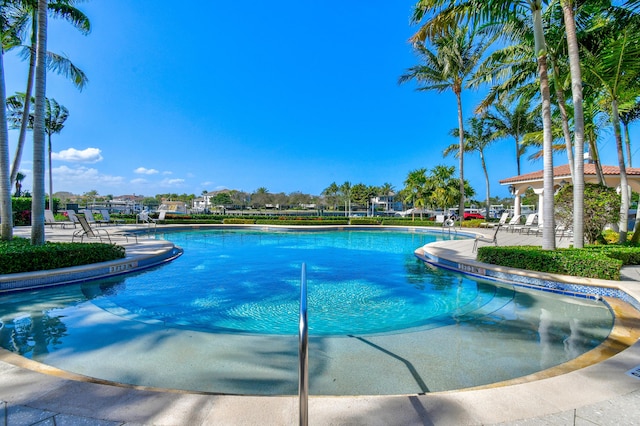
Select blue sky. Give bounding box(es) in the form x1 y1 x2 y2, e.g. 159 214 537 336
3 1 634 200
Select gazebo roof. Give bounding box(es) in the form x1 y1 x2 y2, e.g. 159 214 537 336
499 164 640 185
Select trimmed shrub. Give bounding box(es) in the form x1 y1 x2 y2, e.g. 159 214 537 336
381 219 437 227
349 218 381 225
255 219 349 226
223 218 256 224
0 238 126 274
477 245 623 280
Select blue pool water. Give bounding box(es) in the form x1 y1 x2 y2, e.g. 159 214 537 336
0 228 616 395
87 229 493 335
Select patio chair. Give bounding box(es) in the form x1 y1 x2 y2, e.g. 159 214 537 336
66 210 81 227
473 224 501 252
100 209 125 225
480 212 509 229
512 213 538 233
73 214 138 243
503 214 523 232
44 210 73 228
82 209 109 226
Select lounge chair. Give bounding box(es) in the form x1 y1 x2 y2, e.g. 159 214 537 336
66 210 81 227
512 213 538 233
82 209 109 226
100 209 125 225
480 212 509 228
73 214 138 243
503 214 523 232
473 224 501 252
44 210 72 228
138 210 166 227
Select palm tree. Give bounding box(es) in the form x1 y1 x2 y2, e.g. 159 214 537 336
377 182 395 213
14 172 26 197
400 24 487 227
485 97 540 176
427 165 473 215
31 0 48 245
619 99 640 168
6 0 89 187
6 94 69 211
338 181 352 216
410 0 557 249
321 182 340 211
0 23 12 240
581 17 640 243
44 98 68 210
444 115 498 219
402 169 428 220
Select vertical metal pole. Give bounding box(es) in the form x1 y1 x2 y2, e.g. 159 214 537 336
298 263 308 426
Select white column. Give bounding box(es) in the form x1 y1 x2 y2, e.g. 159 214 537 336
534 188 544 224
514 190 521 217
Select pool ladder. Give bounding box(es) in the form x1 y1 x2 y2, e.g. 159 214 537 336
299 263 308 426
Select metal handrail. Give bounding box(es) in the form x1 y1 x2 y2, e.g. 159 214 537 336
298 263 308 426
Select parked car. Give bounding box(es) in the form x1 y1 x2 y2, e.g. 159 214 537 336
463 211 485 220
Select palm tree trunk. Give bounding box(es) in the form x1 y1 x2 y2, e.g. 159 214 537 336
31 0 48 245
613 99 629 243
562 0 585 249
10 10 37 186
551 60 575 182
531 4 556 250
48 132 53 210
623 121 632 168
480 151 490 219
0 50 14 240
456 91 465 227
515 136 521 176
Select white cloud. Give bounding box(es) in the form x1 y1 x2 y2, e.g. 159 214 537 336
134 167 159 175
53 165 124 190
130 178 149 184
52 147 103 163
161 178 186 187
162 171 173 175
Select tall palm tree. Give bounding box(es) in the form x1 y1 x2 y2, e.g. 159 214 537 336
444 115 498 219
0 19 12 240
6 94 69 211
400 24 487 227
410 0 557 249
581 18 640 243
6 0 89 187
619 98 640 168
44 98 67 209
31 0 47 245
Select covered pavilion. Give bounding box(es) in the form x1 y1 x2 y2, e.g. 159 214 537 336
499 163 640 224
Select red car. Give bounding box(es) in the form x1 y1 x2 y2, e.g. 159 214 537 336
463 212 485 220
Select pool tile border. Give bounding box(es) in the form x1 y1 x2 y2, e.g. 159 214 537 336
0 243 183 293
416 245 640 312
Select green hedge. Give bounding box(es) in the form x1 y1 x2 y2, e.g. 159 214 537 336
477 245 623 280
381 219 437 227
255 219 350 226
349 218 381 225
223 218 256 224
0 238 126 274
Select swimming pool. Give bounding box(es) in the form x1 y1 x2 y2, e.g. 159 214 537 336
0 228 614 395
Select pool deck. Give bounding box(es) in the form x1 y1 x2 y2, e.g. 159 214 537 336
1 224 640 425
